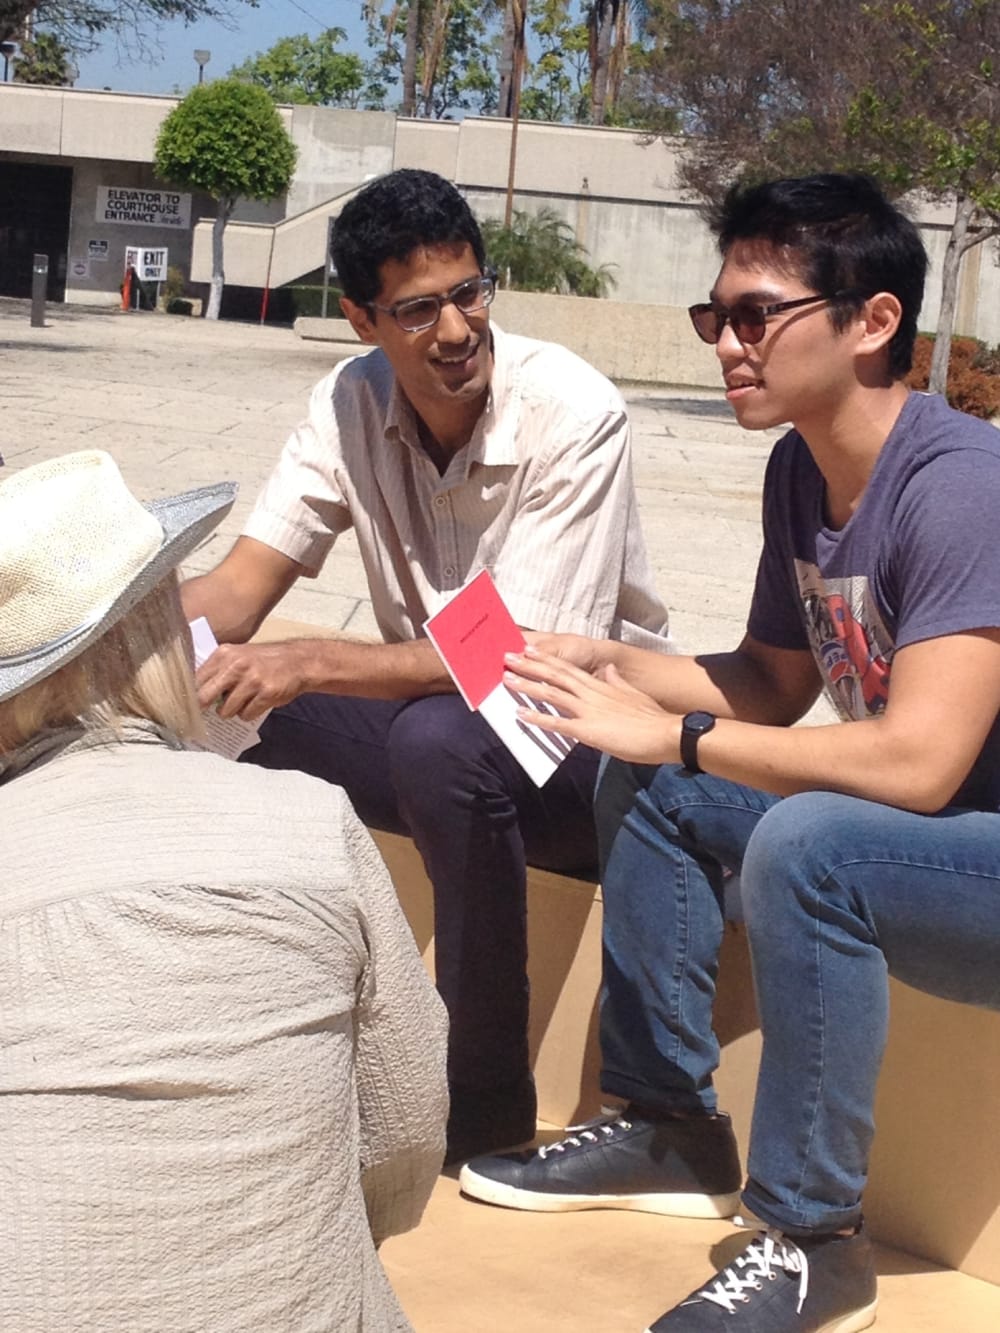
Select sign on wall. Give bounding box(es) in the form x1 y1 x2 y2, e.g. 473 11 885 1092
125 246 169 282
87 239 109 262
96 186 191 229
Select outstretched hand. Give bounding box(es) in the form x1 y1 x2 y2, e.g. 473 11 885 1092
504 647 681 766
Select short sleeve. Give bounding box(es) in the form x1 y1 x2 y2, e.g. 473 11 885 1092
242 370 354 574
891 448 1000 648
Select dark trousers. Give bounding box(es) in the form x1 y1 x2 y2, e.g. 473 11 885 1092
243 692 600 1093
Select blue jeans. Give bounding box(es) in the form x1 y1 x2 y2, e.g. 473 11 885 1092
244 692 600 1095
596 760 1000 1234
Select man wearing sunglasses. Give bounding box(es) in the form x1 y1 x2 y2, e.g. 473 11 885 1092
460 172 1000 1331
183 167 670 1165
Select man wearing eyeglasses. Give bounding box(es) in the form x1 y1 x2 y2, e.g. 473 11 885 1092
184 167 670 1165
459 173 1000 1332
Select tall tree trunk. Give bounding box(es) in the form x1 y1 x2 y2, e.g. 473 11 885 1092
929 193 977 396
498 0 517 116
206 195 235 322
605 2 631 119
589 1 617 125
401 0 420 116
421 0 452 118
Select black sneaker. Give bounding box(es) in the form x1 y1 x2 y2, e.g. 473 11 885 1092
646 1225 878 1332
458 1105 741 1217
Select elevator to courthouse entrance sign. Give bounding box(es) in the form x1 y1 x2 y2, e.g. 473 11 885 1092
96 186 192 229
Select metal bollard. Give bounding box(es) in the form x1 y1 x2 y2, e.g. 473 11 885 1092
31 253 48 328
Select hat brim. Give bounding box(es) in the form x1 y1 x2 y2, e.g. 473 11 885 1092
0 480 237 704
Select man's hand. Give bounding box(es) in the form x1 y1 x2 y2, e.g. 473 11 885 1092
504 647 680 766
197 641 318 721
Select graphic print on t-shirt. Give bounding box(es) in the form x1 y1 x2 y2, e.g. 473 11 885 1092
795 561 894 721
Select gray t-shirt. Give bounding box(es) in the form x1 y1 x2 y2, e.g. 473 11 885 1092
747 391 1000 808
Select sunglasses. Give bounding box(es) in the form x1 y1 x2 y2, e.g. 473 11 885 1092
688 290 863 346
369 268 498 333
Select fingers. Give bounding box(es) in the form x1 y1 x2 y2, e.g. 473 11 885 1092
508 646 589 682
195 645 272 720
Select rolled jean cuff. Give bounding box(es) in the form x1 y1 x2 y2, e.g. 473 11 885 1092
740 1177 863 1237
600 1068 718 1116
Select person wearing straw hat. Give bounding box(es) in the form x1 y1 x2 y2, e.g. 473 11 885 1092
0 450 447 1333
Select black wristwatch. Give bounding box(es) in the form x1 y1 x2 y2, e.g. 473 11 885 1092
680 711 716 774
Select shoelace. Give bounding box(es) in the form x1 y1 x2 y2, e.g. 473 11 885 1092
686 1228 809 1316
536 1107 632 1160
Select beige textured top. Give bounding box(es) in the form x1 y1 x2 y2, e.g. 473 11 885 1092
243 325 671 651
0 722 448 1333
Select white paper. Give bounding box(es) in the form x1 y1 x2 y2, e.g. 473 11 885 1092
189 617 269 760
478 682 577 788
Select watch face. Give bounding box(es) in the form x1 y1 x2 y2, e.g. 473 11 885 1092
685 711 716 736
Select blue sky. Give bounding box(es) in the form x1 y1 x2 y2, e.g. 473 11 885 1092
74 0 371 96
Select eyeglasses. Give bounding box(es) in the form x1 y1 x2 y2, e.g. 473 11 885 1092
369 268 498 333
688 290 861 346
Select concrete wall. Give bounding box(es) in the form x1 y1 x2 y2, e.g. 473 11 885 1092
62 158 215 306
3 85 1000 347
286 106 395 214
295 287 721 388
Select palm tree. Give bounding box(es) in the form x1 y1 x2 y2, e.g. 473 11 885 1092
587 0 653 125
482 207 616 296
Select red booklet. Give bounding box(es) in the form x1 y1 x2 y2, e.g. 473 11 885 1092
424 570 573 787
423 569 526 709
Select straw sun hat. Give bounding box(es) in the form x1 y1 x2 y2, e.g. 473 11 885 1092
0 450 236 704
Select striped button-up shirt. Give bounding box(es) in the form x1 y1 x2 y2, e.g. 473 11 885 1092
244 325 670 650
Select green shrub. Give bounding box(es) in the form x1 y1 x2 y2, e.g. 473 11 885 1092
161 266 187 304
906 334 1000 420
166 297 194 316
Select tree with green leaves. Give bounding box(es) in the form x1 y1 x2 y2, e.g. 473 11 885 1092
366 0 495 117
230 28 386 109
482 206 616 295
847 1 1000 394
154 79 297 320
637 0 1000 394
11 30 73 82
0 0 249 57
520 0 589 123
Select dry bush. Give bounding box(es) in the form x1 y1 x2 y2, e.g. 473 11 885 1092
906 335 1000 420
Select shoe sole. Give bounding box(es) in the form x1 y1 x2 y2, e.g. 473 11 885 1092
458 1166 740 1219
642 1296 879 1333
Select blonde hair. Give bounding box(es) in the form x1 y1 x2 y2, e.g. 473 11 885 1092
0 572 205 754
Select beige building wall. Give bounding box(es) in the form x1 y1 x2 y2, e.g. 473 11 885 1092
2 86 1000 348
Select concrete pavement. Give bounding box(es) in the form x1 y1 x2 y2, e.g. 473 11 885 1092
1 296 780 662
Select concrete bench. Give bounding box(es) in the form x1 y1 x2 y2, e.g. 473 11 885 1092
254 617 1000 1288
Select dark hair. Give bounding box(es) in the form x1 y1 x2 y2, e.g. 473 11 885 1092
330 168 486 306
710 173 927 378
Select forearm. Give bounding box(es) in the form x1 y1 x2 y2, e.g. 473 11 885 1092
591 641 816 726
181 569 264 643
694 715 955 812
294 636 455 700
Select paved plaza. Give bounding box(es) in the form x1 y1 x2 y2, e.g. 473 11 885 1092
2 295 782 663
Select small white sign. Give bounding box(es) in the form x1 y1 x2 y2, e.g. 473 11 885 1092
97 185 191 230
70 258 89 279
125 245 168 283
87 239 109 262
